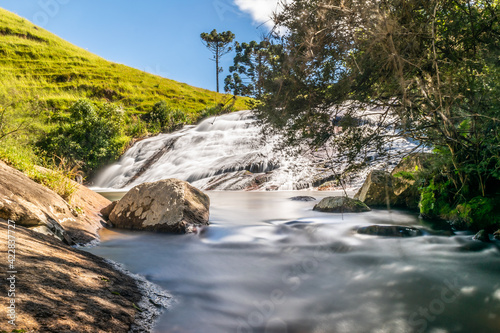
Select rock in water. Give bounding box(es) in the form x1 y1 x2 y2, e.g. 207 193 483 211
109 179 210 233
356 225 423 237
354 170 397 207
289 196 316 202
313 196 370 213
473 230 490 243
494 230 500 240
100 201 118 219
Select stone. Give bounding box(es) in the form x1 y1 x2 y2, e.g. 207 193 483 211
313 196 370 213
391 153 433 210
100 201 118 219
109 179 210 233
354 170 397 207
494 230 500 240
473 230 490 243
391 153 433 177
289 196 316 202
0 161 111 244
356 225 423 237
317 181 337 191
0 220 145 332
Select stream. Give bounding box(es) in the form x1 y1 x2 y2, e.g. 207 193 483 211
86 191 500 333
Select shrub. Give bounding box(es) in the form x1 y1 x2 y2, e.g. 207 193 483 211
38 99 127 174
145 101 187 132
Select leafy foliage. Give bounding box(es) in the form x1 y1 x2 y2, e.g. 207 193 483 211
200 29 235 92
0 8 251 178
225 40 276 97
38 99 126 174
145 101 188 132
234 0 500 228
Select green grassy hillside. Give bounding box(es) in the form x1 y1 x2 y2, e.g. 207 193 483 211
0 7 248 113
0 7 250 188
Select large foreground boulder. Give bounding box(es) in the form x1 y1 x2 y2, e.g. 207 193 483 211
313 196 370 213
109 179 210 233
0 161 111 244
354 170 397 207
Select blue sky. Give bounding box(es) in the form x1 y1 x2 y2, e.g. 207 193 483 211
0 0 281 91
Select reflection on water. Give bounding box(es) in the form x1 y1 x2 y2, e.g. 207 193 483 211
86 191 500 333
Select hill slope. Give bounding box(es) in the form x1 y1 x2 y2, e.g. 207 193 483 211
0 7 247 113
0 7 252 182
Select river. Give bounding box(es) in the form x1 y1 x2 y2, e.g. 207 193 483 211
86 190 500 333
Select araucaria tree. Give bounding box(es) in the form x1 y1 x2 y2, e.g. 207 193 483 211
238 0 500 229
225 40 274 97
200 29 235 92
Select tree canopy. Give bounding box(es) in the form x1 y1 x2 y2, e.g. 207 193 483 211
200 29 235 92
236 0 500 228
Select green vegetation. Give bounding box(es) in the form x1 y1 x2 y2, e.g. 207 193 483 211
0 8 247 113
0 7 250 182
234 0 500 230
200 29 235 93
37 99 127 173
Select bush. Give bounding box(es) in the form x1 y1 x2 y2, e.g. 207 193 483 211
37 99 127 174
145 101 187 132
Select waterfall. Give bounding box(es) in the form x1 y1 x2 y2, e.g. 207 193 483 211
93 111 318 191
93 110 422 191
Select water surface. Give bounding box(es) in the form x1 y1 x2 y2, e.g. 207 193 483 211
86 191 500 333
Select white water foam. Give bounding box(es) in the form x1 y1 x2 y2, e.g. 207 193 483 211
93 110 421 191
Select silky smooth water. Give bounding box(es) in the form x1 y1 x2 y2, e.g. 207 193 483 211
92 111 419 192
86 191 500 333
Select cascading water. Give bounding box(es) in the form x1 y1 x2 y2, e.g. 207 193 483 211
93 110 421 191
93 111 318 191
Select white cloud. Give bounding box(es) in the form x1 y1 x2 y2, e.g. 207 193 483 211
234 0 291 28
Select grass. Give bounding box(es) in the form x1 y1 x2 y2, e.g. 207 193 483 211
0 136 78 201
0 7 252 191
0 8 250 114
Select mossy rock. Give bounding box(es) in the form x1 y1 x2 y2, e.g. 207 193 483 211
313 196 370 213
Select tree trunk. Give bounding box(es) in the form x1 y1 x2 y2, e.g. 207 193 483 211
216 45 219 93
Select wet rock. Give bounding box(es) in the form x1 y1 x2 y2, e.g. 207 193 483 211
313 196 370 213
289 196 316 202
356 225 423 237
202 170 259 191
473 230 490 243
109 179 210 233
317 180 337 191
391 153 433 176
354 170 397 207
100 201 118 219
494 230 500 240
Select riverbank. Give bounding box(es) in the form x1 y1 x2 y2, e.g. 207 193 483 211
0 159 171 332
0 220 141 332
